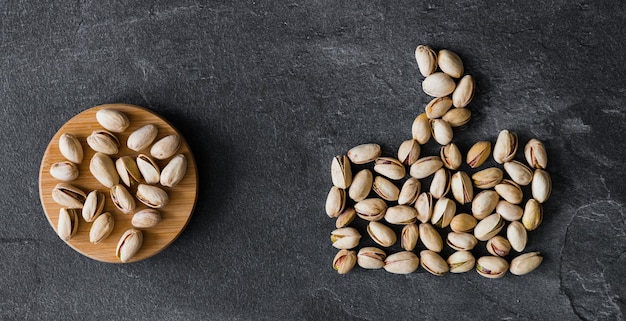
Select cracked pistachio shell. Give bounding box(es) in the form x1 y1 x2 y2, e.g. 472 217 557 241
411 113 432 144
357 247 386 269
450 213 477 233
81 190 105 222
425 96 453 119
116 156 142 188
476 256 509 278
89 212 114 244
59 133 83 164
355 198 387 222
503 160 533 186
150 134 181 160
451 171 473 204
116 229 143 263
348 169 372 202
442 107 471 127
531 169 552 203
466 141 491 168
397 139 421 165
410 156 443 179
398 177 421 205
57 208 79 241
474 213 505 241
471 190 499 220
422 72 456 97
486 235 511 257
420 250 449 276
326 186 346 218
415 45 437 77
429 168 451 199
524 138 548 169
447 250 475 273
494 179 523 204
510 252 543 275
372 176 400 201
90 152 119 188
333 249 357 274
522 199 543 231
367 221 397 247
496 200 523 221
373 157 405 180
415 192 433 223
52 183 86 208
136 154 160 185
127 124 158 152
86 130 119 155
331 155 352 189
335 207 357 229
110 184 136 214
437 49 464 78
331 227 361 250
447 232 478 251
441 143 462 170
472 167 503 189
49 161 79 181
431 197 456 228
384 251 419 274
430 119 453 146
160 154 187 187
347 143 381 165
385 205 417 225
96 109 129 133
419 223 443 252
452 75 475 108
401 223 419 251
136 184 169 209
131 209 162 229
493 130 518 164
507 221 527 252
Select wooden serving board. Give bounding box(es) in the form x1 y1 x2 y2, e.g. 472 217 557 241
39 104 198 263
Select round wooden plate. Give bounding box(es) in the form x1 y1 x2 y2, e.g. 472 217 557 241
39 104 198 263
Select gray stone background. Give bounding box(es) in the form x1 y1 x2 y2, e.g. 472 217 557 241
1 1 625 320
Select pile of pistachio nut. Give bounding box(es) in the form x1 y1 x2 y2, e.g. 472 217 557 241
51 108 187 262
326 45 550 277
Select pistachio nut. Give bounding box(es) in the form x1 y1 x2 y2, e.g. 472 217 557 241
452 75 475 108
116 228 143 263
415 192 433 223
347 143 381 164
131 209 162 229
367 221 397 247
447 250 475 273
476 256 509 278
127 124 158 152
397 139 421 165
57 208 79 241
59 133 83 164
372 176 400 201
49 161 79 181
409 156 443 179
401 223 419 251
450 213 477 233
348 169 372 202
357 247 386 269
522 199 543 231
415 45 437 77
451 171 473 204
355 198 387 222
422 72 456 97
385 205 417 225
431 197 456 228
493 129 518 164
472 167 503 189
429 168 451 199
90 152 119 188
430 119 453 146
494 179 523 204
116 156 142 188
150 134 181 160
96 108 130 133
411 113 432 144
335 207 357 229
507 221 527 252
442 107 471 127
440 143 462 170
110 184 136 214
82 190 105 222
447 232 478 251
419 223 443 252
524 138 548 169
425 96 453 119
510 252 543 275
474 213 504 241
420 250 449 276
89 212 114 244
86 130 119 155
52 183 86 208
398 177 420 205
331 155 352 189
136 154 160 185
471 190 499 220
486 235 511 257
331 227 361 249
384 251 419 274
333 249 357 274
437 49 464 78
466 141 491 168
136 184 169 209
503 160 533 186
373 157 406 180
531 169 552 203
160 154 188 187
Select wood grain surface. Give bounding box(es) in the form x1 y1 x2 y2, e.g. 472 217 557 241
38 104 198 263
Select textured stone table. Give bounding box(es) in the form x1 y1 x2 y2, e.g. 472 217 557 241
1 1 624 320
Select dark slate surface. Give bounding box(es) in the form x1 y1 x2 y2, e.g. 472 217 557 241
1 1 625 320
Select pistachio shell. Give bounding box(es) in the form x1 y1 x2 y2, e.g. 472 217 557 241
411 113 432 144
510 252 543 275
49 161 79 181
420 250 449 276
354 198 387 222
442 107 471 127
531 169 552 203
472 167 503 189
401 223 419 251
410 156 443 179
89 212 114 244
431 197 456 228
452 75 475 107
331 227 361 249
440 143 462 170
86 130 119 155
110 184 136 214
96 109 130 133
450 213 477 233
447 250 475 273
372 176 400 201
524 138 548 169
90 152 119 188
493 130 518 164
331 155 352 189
494 179 523 204
333 249 357 274
347 143 381 164
474 213 504 241
429 168 451 199
136 154 160 185
373 157 406 180
437 49 464 78
326 186 345 218
116 229 143 263
422 72 456 97
471 190 499 220
59 133 83 164
57 208 79 241
150 134 181 160
136 184 169 209
131 209 162 229
348 169 373 202
503 160 533 186
496 200 523 222
446 232 478 251
486 235 511 257
507 221 527 252
160 154 188 187
335 207 357 229
451 171 473 204
397 139 421 165
384 251 419 274
476 256 508 278
82 190 105 222
419 223 443 252
415 192 433 223
52 183 86 208
116 156 142 188
357 247 386 269
367 221 397 247
466 141 491 168
430 119 453 145
385 205 417 225
425 96 453 119
398 177 421 205
415 45 437 77
127 124 158 152
522 199 543 231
